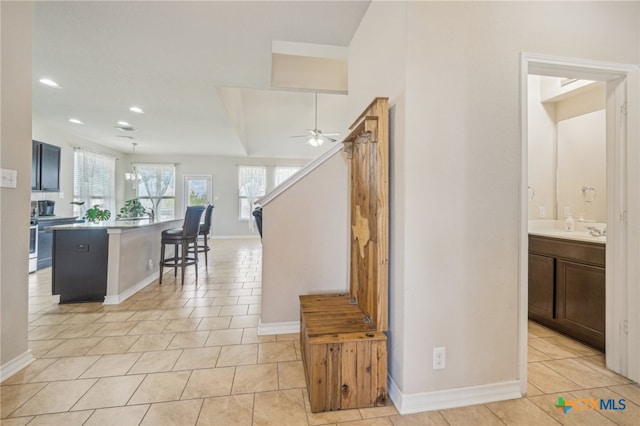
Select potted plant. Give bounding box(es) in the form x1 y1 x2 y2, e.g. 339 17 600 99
85 205 111 223
117 199 147 219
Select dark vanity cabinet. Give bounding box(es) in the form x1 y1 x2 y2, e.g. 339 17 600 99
528 235 605 351
32 140 61 192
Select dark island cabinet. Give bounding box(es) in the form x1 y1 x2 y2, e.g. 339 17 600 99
32 140 61 192
37 217 79 270
528 235 605 351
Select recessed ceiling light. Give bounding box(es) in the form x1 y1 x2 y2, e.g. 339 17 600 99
39 78 62 89
69 118 84 124
129 106 144 113
117 121 130 126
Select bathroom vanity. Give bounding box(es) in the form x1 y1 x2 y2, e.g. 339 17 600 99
528 229 605 351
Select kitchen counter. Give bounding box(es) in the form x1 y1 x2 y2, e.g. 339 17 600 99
51 218 182 304
37 215 79 222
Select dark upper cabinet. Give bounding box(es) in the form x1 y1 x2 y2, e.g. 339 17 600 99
32 140 61 192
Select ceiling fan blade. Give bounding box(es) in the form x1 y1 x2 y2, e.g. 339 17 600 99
319 135 337 143
320 132 341 137
289 135 310 138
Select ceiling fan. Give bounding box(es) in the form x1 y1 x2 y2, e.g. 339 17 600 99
289 93 340 147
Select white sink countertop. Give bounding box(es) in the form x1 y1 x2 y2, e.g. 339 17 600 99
528 220 606 244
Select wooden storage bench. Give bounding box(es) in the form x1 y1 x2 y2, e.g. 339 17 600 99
300 98 390 413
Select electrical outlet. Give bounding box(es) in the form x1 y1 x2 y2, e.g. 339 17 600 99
539 206 545 218
433 347 446 370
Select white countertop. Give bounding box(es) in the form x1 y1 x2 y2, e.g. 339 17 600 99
528 220 606 244
46 217 182 231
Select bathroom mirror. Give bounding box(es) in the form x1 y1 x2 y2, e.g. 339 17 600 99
528 75 606 222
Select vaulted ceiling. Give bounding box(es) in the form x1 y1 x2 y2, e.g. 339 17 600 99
32 1 370 159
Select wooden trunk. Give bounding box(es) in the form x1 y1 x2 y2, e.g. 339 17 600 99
300 98 390 413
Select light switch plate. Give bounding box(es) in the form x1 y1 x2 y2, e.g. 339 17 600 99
0 168 17 188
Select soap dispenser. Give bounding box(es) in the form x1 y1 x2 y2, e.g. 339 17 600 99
565 214 575 232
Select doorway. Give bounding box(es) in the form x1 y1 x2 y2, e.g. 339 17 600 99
519 53 638 393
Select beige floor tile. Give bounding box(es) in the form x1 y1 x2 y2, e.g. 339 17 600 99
173 346 221 371
248 304 262 315
26 410 93 426
95 312 135 322
29 355 100 382
542 358 624 388
164 318 202 332
485 397 560 425
241 327 276 344
28 325 71 340
84 404 150 426
128 309 165 321
527 382 544 397
205 328 244 346
439 404 509 425
128 371 191 405
12 379 97 416
140 399 203 426
0 416 34 425
388 411 447 426
219 304 249 316
86 335 140 355
0 382 47 418
1 359 57 385
359 403 399 419
167 331 210 349
54 323 105 339
528 345 554 363
574 356 632 385
528 392 616 425
181 367 235 399
72 375 145 410
528 322 559 338
211 296 240 306
609 383 640 405
60 312 105 325
127 333 175 352
227 289 252 297
80 353 142 378
528 337 581 360
569 388 640 426
278 360 306 390
302 388 362 425
528 362 581 394
29 314 68 326
189 306 222 318
127 319 170 335
253 389 307 426
197 394 254 426
128 349 182 374
159 307 195 320
232 363 278 394
275 333 299 342
259 341 297 363
196 316 232 331
92 321 138 337
217 344 258 367
27 339 64 357
229 314 260 329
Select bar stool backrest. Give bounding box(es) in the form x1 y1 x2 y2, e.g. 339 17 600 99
200 204 214 234
183 206 205 238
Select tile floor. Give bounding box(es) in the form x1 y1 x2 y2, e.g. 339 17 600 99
2 238 639 425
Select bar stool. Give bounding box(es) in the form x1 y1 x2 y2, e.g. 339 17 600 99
188 204 214 267
159 205 205 285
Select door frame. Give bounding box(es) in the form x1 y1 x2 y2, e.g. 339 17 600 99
519 52 639 392
182 174 213 208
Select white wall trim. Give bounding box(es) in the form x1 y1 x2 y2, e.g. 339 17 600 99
1 350 34 382
212 235 261 240
257 320 300 336
256 143 344 207
103 273 157 305
388 375 522 415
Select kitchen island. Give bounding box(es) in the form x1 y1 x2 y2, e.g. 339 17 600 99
49 218 182 304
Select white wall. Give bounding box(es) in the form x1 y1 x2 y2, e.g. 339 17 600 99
0 1 34 378
349 0 640 409
126 153 308 237
260 150 349 326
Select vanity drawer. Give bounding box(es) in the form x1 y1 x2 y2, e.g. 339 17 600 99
529 235 604 267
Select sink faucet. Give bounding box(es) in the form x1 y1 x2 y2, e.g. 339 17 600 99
148 208 155 222
585 226 606 237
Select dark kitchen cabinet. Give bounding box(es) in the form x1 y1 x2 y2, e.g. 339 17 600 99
32 140 61 192
37 217 79 270
528 235 605 351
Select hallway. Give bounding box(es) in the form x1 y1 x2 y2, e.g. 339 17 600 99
1 239 639 425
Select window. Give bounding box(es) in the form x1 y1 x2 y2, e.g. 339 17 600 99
73 150 116 217
135 163 176 221
184 175 212 207
275 166 301 187
238 166 266 220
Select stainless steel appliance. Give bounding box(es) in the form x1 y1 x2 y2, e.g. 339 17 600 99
29 203 38 273
37 200 55 216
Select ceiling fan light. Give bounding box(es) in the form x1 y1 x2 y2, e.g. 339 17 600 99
307 136 324 147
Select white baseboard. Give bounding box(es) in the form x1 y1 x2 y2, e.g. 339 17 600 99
1 350 34 382
388 375 523 414
257 320 300 336
212 235 261 240
103 273 157 305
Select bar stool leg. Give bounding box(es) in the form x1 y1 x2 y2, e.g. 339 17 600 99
203 236 209 267
181 241 187 286
174 244 179 278
159 242 165 284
